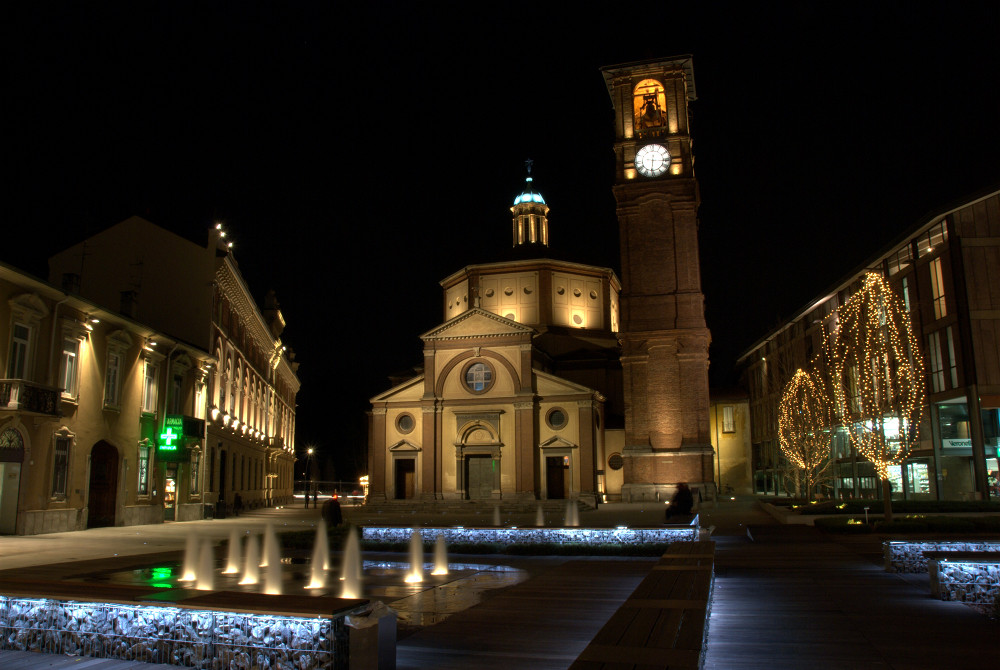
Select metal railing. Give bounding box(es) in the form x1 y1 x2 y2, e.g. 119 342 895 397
0 379 61 416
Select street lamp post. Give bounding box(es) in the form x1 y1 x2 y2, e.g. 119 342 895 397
305 447 314 508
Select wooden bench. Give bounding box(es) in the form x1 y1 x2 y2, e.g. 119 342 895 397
923 550 1000 602
569 540 715 670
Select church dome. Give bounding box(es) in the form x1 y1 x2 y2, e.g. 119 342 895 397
513 176 546 206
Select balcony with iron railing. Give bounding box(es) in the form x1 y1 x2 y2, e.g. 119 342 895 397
0 379 62 417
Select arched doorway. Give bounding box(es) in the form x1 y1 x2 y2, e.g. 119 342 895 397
0 427 26 534
87 441 119 528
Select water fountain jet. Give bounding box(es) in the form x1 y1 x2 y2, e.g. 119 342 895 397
536 505 545 527
180 535 199 582
223 529 242 574
404 530 424 583
239 534 261 585
306 524 330 589
340 526 362 598
492 505 501 526
431 534 449 575
196 539 215 590
260 523 278 568
264 533 282 595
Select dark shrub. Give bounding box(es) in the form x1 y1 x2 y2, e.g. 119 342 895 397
814 517 872 533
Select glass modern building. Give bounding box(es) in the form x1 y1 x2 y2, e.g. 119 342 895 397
739 186 1000 502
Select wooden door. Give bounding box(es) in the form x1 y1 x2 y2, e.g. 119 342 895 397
87 442 118 528
395 459 415 499
546 456 565 499
466 455 493 499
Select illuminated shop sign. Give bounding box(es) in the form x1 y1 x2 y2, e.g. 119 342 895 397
157 414 205 458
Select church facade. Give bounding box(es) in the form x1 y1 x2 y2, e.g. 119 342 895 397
368 56 714 504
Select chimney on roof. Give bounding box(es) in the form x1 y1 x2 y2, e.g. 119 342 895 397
61 273 81 294
120 290 138 318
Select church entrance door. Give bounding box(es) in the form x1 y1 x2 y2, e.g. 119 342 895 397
466 455 493 500
546 456 566 499
87 441 118 528
394 458 415 499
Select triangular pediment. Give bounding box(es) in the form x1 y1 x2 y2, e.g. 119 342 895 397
421 308 535 342
389 440 421 452
535 369 603 399
370 374 424 404
540 436 577 449
9 292 49 320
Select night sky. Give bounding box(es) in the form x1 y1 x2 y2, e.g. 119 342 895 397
6 2 999 480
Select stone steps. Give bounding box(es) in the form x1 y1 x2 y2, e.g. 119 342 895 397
360 498 593 516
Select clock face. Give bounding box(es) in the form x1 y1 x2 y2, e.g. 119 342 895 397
635 143 670 177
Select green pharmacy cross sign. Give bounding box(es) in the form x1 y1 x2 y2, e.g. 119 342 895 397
157 415 202 459
159 427 179 450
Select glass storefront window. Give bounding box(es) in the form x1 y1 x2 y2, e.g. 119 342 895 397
985 408 999 499
886 465 904 499
856 462 879 499
836 461 856 500
985 458 998 499
938 402 976 500
906 461 932 497
831 428 852 460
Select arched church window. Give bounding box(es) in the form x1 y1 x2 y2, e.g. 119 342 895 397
633 79 667 138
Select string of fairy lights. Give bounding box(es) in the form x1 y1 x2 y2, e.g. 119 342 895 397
778 273 925 485
777 369 832 493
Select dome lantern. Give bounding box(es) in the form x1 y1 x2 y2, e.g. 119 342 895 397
511 159 550 250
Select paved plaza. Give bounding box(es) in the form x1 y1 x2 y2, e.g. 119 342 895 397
0 500 997 669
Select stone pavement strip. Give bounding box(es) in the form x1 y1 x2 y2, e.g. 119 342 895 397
395 557 655 670
0 650 182 670
704 525 998 670
2 501 998 669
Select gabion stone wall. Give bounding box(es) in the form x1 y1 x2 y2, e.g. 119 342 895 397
362 524 699 546
930 560 1000 618
0 596 348 670
883 541 1000 573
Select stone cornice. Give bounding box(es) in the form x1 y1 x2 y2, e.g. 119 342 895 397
439 258 620 292
421 307 536 341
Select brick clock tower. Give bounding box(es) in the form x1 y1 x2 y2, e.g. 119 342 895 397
601 56 714 501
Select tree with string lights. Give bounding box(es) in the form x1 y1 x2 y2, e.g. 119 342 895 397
778 368 833 500
826 273 925 522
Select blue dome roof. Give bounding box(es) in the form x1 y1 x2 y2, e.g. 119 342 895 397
513 177 546 206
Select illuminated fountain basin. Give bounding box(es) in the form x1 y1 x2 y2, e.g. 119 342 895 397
98 557 526 628
0 528 535 669
0 554 526 668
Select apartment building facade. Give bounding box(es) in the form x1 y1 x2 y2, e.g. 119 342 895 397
47 217 298 521
1 261 213 534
